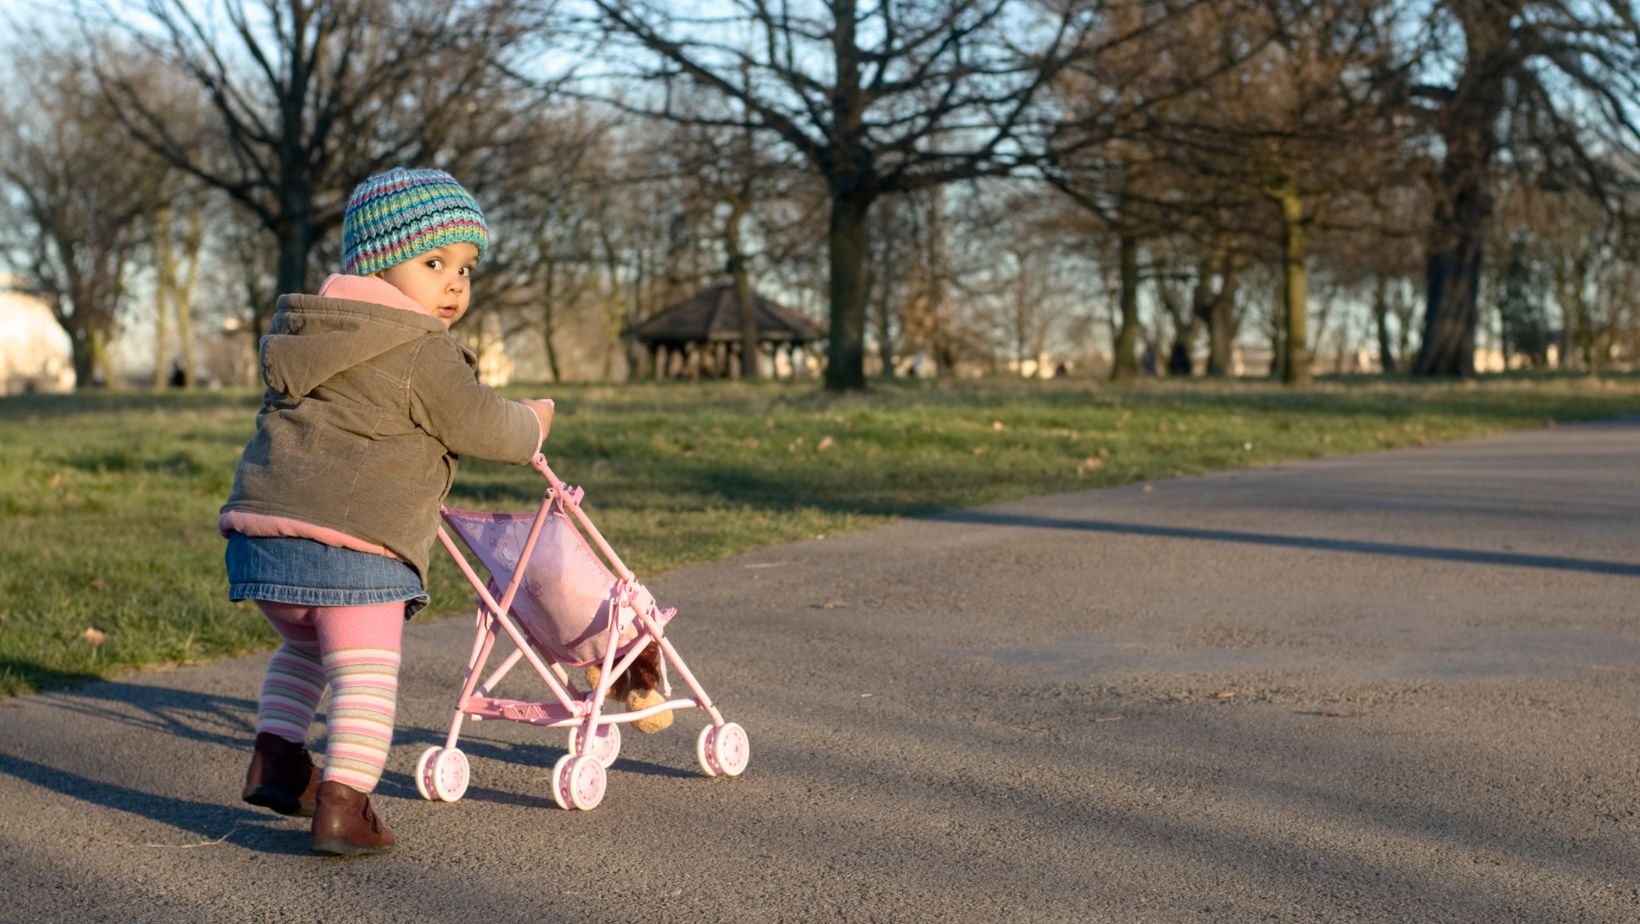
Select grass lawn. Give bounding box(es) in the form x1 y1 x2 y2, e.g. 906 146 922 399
2 374 1636 696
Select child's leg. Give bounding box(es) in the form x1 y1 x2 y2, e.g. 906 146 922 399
311 603 404 793
255 602 327 743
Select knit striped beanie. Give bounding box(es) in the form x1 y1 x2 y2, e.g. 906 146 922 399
340 167 489 276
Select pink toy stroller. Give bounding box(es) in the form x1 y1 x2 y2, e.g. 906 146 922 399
415 453 748 811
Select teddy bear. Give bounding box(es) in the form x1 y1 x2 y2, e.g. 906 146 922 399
585 642 672 733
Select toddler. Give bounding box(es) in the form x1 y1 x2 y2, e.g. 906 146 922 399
221 167 553 856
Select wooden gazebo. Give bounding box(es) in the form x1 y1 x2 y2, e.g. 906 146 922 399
624 283 826 379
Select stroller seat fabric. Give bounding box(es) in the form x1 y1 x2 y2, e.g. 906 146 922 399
441 507 663 667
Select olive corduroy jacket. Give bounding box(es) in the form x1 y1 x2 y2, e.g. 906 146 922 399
221 286 540 586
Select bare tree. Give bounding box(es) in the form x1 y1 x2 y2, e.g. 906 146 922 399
585 0 1146 391
1388 0 1640 376
1538 192 1637 372
91 0 546 313
149 191 209 388
1045 1 1275 382
0 39 167 388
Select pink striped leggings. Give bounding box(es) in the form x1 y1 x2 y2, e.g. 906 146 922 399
253 601 403 793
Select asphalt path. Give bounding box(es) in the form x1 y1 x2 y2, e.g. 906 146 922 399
4 418 1639 923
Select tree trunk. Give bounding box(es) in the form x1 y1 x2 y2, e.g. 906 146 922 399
274 172 315 295
1373 273 1398 374
1414 4 1512 377
540 246 567 383
924 186 952 375
1276 179 1311 386
825 185 874 391
174 207 203 388
1110 233 1140 383
1204 256 1239 377
1166 271 1205 377
276 218 310 297
152 203 203 388
724 199 761 380
872 259 897 377
1416 221 1485 376
153 207 173 390
71 328 111 389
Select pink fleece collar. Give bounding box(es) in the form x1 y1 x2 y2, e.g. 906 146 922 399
316 273 428 315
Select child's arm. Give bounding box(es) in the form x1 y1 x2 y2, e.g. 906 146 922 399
408 337 547 464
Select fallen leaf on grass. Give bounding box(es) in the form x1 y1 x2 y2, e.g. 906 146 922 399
816 435 835 452
991 420 1005 431
80 627 106 646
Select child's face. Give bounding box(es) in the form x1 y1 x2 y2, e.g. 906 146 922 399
375 243 479 328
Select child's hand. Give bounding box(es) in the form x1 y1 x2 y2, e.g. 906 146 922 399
524 398 554 442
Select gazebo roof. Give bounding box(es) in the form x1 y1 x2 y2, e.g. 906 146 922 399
625 283 826 345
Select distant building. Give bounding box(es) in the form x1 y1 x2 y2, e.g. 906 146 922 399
624 282 826 380
469 312 514 387
0 285 74 395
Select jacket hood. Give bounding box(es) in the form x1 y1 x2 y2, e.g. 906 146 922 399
260 292 447 397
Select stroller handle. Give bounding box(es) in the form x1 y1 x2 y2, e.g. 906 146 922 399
530 452 554 478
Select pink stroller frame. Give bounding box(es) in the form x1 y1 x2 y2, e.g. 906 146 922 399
415 453 748 811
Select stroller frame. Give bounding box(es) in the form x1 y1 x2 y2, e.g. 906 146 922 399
416 453 747 811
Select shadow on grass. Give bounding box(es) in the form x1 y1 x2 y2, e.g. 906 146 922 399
0 661 105 696
0 390 259 421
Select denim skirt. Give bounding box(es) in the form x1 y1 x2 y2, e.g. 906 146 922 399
226 533 428 618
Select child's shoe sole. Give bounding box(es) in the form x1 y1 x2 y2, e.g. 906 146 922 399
243 783 315 818
312 836 397 857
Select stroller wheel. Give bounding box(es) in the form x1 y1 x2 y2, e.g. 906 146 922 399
417 746 471 802
431 748 471 802
695 725 720 778
414 747 440 800
552 754 606 810
711 723 749 777
550 755 573 809
567 721 621 768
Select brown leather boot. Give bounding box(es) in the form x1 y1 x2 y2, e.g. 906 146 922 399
242 732 319 818
311 780 396 857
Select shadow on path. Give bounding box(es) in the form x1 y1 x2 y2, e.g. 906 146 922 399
932 510 1640 577
0 751 306 855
